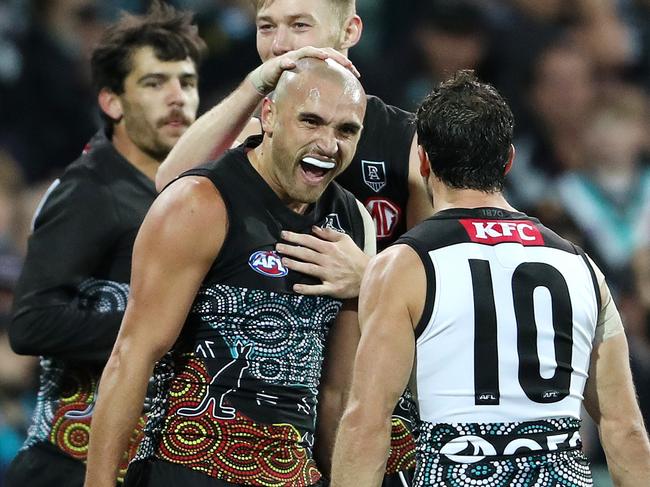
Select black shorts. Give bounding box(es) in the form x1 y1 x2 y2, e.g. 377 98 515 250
5 442 86 487
124 459 325 487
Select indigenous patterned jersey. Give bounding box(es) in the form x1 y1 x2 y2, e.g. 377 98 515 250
135 136 366 486
11 129 155 481
336 95 414 252
396 207 600 486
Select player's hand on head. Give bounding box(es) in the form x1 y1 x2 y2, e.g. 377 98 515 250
248 47 360 96
276 226 369 299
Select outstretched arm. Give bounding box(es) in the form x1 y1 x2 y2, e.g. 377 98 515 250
331 245 425 486
155 47 359 191
84 177 227 487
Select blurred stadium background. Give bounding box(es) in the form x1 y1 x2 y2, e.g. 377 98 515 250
1 1 649 485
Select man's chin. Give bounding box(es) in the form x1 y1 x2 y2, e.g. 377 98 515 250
290 185 328 206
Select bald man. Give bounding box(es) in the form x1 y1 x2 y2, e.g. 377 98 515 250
83 58 375 487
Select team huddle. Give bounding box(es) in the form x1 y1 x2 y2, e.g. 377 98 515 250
5 1 650 487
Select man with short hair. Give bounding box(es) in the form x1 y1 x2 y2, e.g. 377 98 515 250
84 57 376 487
155 2 429 482
6 3 205 486
330 70 650 486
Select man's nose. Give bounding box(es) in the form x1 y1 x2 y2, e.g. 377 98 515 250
271 26 292 56
315 128 338 157
166 78 186 106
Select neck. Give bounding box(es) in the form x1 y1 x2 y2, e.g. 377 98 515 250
431 182 517 214
249 143 309 214
111 124 160 181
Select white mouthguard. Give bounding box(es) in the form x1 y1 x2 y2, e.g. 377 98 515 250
302 157 335 170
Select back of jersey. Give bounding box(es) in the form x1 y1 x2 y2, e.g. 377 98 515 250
396 208 598 486
399 207 599 424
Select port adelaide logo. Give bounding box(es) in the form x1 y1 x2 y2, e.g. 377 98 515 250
321 213 345 233
248 250 288 277
362 160 386 192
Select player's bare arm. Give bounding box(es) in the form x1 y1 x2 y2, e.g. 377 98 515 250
84 177 227 487
582 259 650 486
278 201 376 299
406 134 434 229
314 299 360 477
155 47 359 191
331 244 425 486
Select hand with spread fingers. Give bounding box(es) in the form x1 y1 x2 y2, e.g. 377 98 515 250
276 226 370 299
248 46 360 96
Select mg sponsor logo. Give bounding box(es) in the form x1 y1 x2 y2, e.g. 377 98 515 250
248 250 288 277
366 197 401 239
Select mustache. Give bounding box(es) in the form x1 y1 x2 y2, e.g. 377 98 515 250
157 110 192 127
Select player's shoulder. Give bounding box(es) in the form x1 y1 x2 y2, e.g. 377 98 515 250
364 94 414 125
368 241 420 275
59 130 126 190
154 175 225 225
534 220 584 255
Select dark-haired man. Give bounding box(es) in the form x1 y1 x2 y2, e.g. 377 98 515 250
84 57 374 487
6 3 205 486
331 71 650 486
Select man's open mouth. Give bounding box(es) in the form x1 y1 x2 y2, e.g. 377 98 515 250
299 156 336 183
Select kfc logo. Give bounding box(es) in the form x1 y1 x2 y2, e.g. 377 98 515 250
460 219 544 246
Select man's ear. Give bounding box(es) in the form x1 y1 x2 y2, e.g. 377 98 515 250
340 15 362 50
260 97 275 136
504 144 515 175
418 145 431 178
98 88 123 122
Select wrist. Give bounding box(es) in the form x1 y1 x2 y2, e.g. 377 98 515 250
247 66 274 96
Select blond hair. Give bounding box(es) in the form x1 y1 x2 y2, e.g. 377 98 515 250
251 0 355 22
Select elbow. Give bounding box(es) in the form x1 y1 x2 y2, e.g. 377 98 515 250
600 417 649 452
340 399 392 440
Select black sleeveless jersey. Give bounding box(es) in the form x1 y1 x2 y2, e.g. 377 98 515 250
336 95 414 251
135 136 366 486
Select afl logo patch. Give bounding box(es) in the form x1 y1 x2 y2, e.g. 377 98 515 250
248 250 288 277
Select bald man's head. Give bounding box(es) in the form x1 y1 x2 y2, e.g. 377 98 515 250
259 57 366 205
274 57 365 109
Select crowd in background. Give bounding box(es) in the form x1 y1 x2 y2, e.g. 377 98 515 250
0 0 648 483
